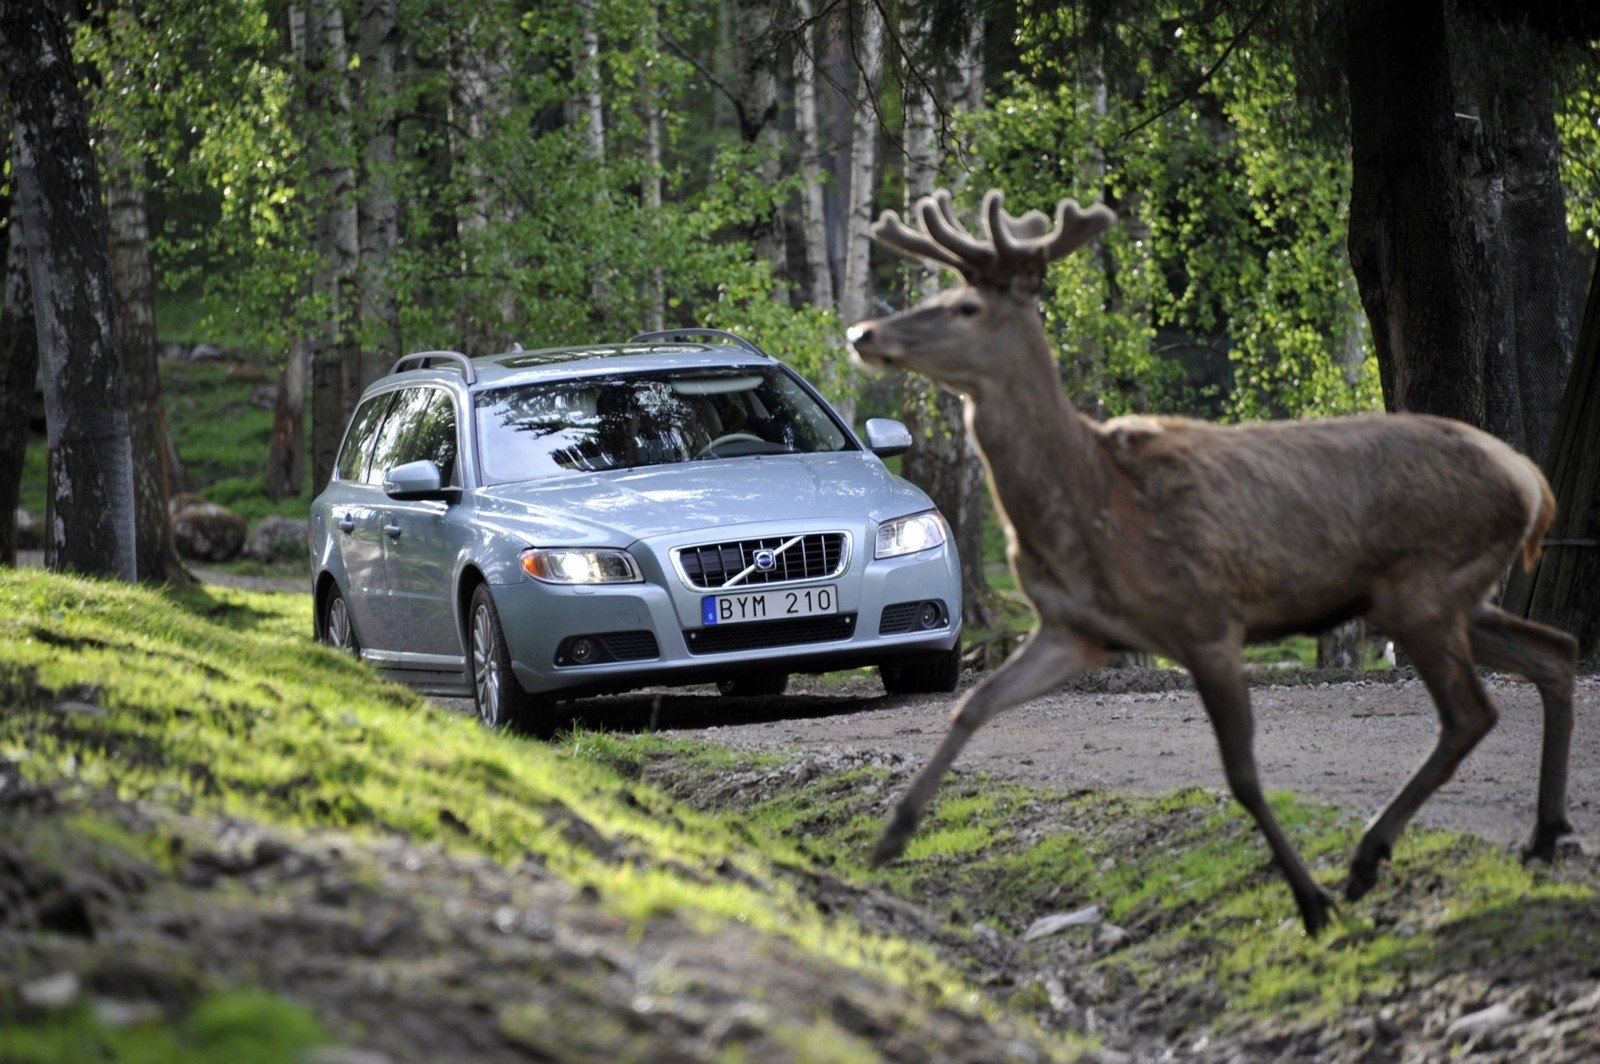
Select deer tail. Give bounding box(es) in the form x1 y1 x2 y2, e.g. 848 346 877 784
1522 466 1556 572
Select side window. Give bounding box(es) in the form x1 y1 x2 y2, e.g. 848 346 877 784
335 393 395 483
365 388 433 485
400 391 460 485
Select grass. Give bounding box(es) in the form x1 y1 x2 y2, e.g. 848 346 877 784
605 737 1600 1042
0 567 1036 1058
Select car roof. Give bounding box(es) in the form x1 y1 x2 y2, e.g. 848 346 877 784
379 341 780 394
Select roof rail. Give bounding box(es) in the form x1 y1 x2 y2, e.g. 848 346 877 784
390 350 478 384
628 328 771 358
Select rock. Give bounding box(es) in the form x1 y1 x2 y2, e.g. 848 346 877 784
21 971 80 1010
1022 904 1103 942
15 508 42 550
169 494 246 562
188 342 225 361
244 515 308 564
250 385 278 411
302 1049 396 1064
1446 1002 1521 1044
1094 922 1133 953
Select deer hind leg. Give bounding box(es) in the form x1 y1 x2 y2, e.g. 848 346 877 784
1188 651 1336 936
1347 620 1497 901
872 627 1107 865
1468 604 1577 862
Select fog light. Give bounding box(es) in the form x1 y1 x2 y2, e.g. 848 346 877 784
917 602 943 629
570 638 596 664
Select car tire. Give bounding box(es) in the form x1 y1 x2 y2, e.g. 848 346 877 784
716 672 790 699
469 584 543 731
321 585 361 656
880 646 961 695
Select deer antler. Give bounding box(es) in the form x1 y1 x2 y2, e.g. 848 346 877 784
870 187 1118 294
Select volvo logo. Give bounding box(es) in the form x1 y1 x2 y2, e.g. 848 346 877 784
753 549 778 572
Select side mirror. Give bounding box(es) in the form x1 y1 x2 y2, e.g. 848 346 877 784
383 460 457 502
864 418 913 458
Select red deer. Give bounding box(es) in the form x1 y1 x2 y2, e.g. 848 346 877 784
848 188 1577 934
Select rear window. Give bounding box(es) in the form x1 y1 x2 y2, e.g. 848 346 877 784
474 367 852 485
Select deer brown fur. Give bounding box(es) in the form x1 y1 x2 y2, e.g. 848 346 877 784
849 188 1577 935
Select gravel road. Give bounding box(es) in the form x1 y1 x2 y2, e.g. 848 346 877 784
642 669 1600 855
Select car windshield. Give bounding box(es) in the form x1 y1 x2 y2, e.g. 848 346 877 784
474 366 853 484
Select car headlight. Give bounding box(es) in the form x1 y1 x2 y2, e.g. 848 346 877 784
875 511 948 559
521 548 642 584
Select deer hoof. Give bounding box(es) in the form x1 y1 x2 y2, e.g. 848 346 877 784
1345 841 1391 902
1520 818 1574 864
871 811 917 866
1296 884 1338 937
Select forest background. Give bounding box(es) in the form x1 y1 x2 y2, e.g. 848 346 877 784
2 0 1600 646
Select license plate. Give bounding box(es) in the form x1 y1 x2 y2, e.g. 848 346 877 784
702 585 838 626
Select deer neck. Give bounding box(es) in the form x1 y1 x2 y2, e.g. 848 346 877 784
963 328 1109 561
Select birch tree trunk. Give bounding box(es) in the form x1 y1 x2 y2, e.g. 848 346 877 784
304 0 361 493
268 4 310 502
357 0 401 383
793 0 835 309
639 3 665 332
896 1 992 627
105 144 188 584
0 150 39 567
2 0 137 580
735 0 787 301
837 1 882 327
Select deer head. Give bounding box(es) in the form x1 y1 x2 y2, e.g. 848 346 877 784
847 188 1117 393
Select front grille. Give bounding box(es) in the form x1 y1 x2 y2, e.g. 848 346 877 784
673 532 849 591
684 614 857 655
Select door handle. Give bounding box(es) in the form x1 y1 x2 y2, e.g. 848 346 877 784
338 514 356 534
383 523 403 539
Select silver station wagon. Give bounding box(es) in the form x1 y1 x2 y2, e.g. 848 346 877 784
310 330 963 728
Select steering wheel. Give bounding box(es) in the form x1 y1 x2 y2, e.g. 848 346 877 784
697 432 765 457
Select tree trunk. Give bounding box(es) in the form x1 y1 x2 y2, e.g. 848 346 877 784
2 0 137 580
1449 12 1574 464
304 0 361 493
1344 0 1488 427
266 337 309 501
895 1 992 628
793 0 834 309
837 1 882 327
357 0 401 384
735 0 787 301
639 3 665 332
105 145 189 584
0 146 40 568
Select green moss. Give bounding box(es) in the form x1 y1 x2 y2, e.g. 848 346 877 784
0 991 326 1064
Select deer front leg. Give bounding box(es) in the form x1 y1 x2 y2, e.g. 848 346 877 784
1467 605 1577 862
1347 624 1497 901
872 627 1107 865
1187 650 1337 936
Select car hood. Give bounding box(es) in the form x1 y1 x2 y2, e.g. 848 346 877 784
472 453 934 545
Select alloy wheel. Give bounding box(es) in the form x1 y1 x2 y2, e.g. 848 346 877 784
472 602 503 727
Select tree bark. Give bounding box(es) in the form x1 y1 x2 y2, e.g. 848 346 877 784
1449 12 1573 464
639 3 665 332
303 0 361 493
735 0 788 301
105 144 189 584
2 0 137 580
357 0 401 384
895 1 992 627
1344 0 1488 427
266 337 309 502
837 1 883 327
0 143 40 568
793 0 835 310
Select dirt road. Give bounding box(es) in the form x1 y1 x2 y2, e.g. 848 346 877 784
631 669 1600 855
